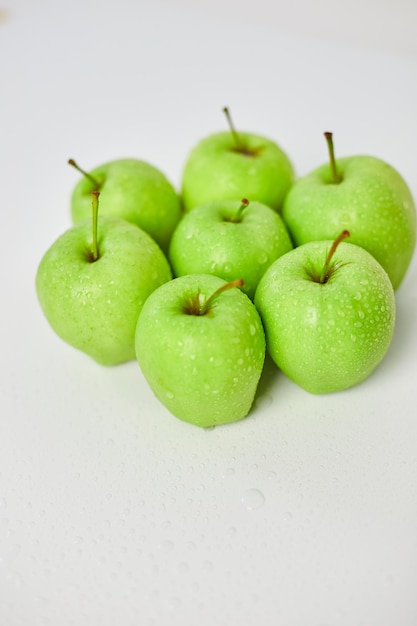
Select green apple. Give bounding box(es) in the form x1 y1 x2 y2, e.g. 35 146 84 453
36 191 172 365
181 108 294 212
169 198 293 299
282 132 416 289
254 231 396 394
69 157 182 252
135 274 266 427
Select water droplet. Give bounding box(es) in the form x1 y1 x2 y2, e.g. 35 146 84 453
166 391 174 399
249 324 257 336
241 488 265 510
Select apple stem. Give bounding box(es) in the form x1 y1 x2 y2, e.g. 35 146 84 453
183 279 244 316
91 190 100 262
202 279 244 314
324 132 341 183
223 107 245 152
230 198 249 223
320 229 350 283
68 158 100 189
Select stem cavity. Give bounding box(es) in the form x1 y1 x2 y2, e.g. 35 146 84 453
225 198 250 223
183 279 244 316
319 229 350 283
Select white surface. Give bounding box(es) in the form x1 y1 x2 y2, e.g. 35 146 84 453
1 1 417 625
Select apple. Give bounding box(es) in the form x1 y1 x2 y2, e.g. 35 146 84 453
282 132 416 289
36 191 172 365
254 231 396 394
169 198 293 299
69 157 182 252
181 107 294 212
135 274 266 427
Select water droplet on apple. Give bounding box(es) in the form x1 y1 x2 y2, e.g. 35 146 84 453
166 391 174 399
185 232 193 239
350 334 357 342
258 253 268 264
241 488 265 510
249 324 257 336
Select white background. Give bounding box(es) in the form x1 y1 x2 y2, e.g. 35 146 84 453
1 1 417 625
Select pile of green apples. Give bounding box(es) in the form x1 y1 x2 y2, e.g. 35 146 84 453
36 110 416 428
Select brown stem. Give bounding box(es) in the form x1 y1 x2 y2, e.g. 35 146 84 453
320 230 350 283
223 107 245 152
228 198 249 223
324 132 341 183
183 278 244 315
202 278 244 314
68 158 100 189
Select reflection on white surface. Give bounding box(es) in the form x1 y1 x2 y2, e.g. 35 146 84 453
0 0 417 625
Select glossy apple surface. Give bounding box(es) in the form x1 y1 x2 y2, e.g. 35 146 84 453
36 217 172 365
169 199 293 299
282 155 416 289
135 274 266 427
254 239 396 394
181 131 294 212
70 158 182 251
